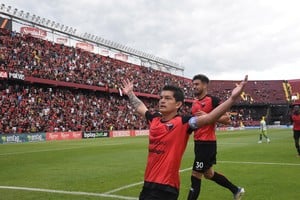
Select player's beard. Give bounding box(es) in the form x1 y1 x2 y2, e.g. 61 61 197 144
194 89 203 98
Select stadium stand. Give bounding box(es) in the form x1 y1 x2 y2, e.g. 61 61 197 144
288 79 300 105
0 27 295 133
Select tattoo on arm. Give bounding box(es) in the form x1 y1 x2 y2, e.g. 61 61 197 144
128 93 142 109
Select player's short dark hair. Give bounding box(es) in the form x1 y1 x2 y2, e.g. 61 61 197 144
192 74 209 84
161 85 184 103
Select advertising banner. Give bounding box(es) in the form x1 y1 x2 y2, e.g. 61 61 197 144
134 130 149 136
20 26 47 39
109 130 133 138
8 72 25 80
46 131 82 141
82 130 109 139
76 42 94 52
0 133 46 144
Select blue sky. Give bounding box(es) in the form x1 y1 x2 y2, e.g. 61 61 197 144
1 0 300 80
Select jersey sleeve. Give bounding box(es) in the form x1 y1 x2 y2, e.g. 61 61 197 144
145 110 162 122
211 96 221 108
182 115 194 134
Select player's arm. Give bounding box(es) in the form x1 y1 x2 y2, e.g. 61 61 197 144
121 79 148 117
195 110 230 124
190 75 248 128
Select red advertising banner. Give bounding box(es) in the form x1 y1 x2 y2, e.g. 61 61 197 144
20 26 47 39
56 37 68 44
115 53 128 62
134 130 149 136
76 42 94 52
46 131 82 141
100 49 109 56
109 130 132 137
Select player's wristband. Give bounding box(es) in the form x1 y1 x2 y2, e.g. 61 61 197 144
188 117 198 130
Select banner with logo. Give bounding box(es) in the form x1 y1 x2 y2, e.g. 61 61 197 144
82 130 109 139
134 130 149 136
46 131 82 141
20 26 47 39
0 133 46 144
109 130 134 137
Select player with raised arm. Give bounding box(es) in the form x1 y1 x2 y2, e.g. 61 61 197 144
121 75 247 200
187 74 245 200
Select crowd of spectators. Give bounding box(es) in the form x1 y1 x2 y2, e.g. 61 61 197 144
0 28 289 104
0 28 292 133
0 28 192 98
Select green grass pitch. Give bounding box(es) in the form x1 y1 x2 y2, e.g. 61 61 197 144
0 128 299 200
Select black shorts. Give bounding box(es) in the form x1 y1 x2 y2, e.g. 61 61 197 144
293 130 300 140
192 141 217 172
139 186 178 200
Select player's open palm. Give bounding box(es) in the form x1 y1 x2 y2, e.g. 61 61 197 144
231 75 248 100
121 79 134 95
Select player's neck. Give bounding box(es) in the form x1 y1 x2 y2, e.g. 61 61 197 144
161 111 178 121
197 92 207 100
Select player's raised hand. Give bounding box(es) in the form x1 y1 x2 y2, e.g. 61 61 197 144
231 75 248 100
121 79 134 95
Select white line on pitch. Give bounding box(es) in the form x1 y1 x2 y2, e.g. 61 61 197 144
104 167 192 194
219 160 300 166
0 186 138 200
104 160 300 194
104 181 144 194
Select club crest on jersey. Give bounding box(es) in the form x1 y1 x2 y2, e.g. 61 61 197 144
165 123 174 131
